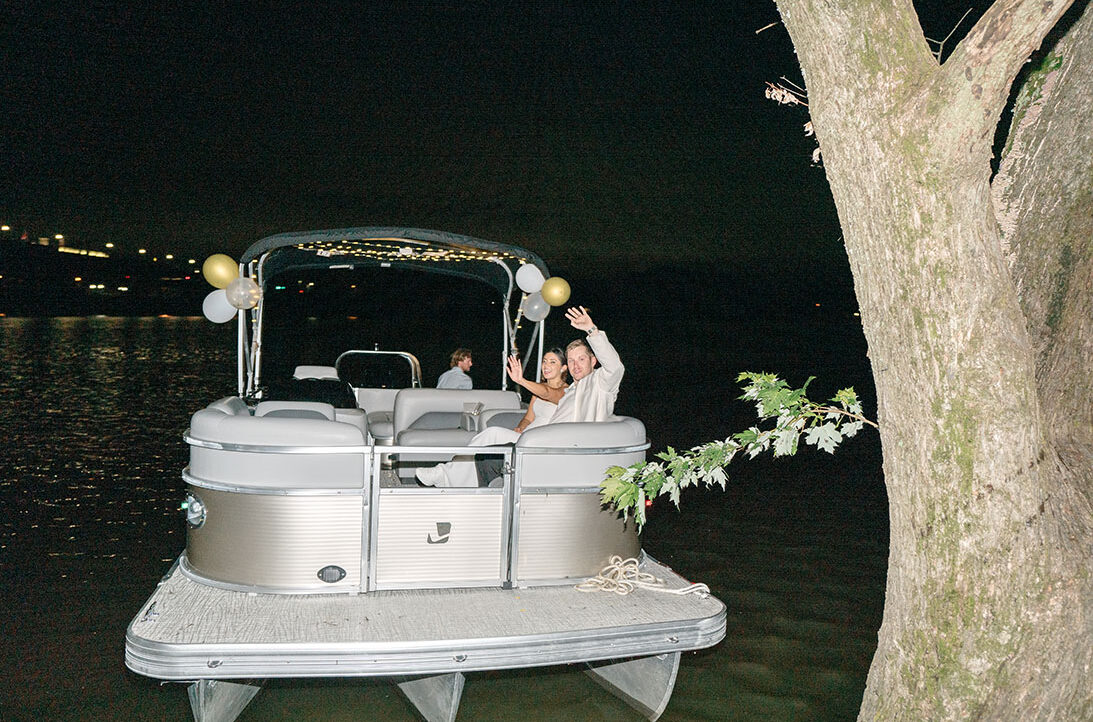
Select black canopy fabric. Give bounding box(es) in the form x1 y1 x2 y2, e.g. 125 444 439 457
240 227 550 298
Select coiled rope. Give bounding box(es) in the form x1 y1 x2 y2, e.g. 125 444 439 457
575 555 710 597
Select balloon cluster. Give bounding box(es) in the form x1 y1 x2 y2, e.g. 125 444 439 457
515 264 570 322
201 254 262 323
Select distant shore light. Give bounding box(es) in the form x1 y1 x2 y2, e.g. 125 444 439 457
139 248 147 254
165 254 174 260
55 234 64 240
1 225 9 232
105 242 114 248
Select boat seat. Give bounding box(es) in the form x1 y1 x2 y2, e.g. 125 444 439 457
256 400 335 420
293 364 339 380
256 400 335 418
188 404 368 489
392 388 521 438
354 389 401 443
515 417 647 489
205 395 251 416
368 412 394 441
255 400 367 435
392 388 521 477
481 408 525 430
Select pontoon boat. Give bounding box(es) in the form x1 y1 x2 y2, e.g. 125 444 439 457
124 228 725 721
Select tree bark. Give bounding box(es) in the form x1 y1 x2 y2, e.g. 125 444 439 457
774 0 1093 718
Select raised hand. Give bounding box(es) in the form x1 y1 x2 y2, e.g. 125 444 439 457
506 354 524 382
565 306 595 332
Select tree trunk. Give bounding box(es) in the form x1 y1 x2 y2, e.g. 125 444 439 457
774 0 1093 718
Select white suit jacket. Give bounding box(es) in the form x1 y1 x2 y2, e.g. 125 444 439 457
550 330 624 424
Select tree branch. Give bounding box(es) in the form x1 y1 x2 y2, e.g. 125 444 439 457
938 0 1076 129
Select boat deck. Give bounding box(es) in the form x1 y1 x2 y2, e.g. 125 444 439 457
126 555 726 680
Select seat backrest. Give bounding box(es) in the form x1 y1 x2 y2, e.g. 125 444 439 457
205 395 251 416
356 388 400 415
188 405 368 489
255 400 336 420
293 364 339 380
482 409 525 430
392 389 521 437
514 417 647 488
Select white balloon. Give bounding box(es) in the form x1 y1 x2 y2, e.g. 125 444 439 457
202 289 238 323
225 276 262 310
515 264 545 294
521 291 550 322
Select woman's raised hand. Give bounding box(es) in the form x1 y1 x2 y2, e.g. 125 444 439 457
506 354 524 382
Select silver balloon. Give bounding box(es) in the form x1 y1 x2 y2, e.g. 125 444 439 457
516 264 545 294
202 289 238 323
225 276 262 310
521 291 550 322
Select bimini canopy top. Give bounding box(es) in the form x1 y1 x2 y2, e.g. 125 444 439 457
240 227 550 297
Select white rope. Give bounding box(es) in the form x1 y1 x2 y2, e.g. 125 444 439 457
575 555 710 597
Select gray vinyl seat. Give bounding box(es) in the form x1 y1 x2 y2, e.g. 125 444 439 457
293 365 339 380
515 417 646 488
392 388 521 478
188 399 368 490
393 389 522 443
481 409 526 430
255 400 367 435
355 389 401 444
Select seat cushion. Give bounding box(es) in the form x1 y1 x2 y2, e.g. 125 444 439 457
368 411 394 441
397 428 476 446
409 411 465 430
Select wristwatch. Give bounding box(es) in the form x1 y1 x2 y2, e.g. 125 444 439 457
587 325 598 335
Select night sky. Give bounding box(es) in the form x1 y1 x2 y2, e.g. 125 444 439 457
2 1 983 275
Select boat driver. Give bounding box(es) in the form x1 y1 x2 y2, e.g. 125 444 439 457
436 348 473 389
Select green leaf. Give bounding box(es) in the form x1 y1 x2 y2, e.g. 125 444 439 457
804 422 843 453
772 427 800 456
842 420 864 438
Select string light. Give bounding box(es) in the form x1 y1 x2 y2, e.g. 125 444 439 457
295 238 525 265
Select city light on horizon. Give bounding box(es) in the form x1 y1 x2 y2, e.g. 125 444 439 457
3 219 237 263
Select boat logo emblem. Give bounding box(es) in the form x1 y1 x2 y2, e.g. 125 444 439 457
427 521 452 544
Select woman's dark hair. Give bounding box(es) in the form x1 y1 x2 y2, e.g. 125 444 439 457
544 346 571 384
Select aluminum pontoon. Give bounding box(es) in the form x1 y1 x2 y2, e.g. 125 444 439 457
125 228 725 721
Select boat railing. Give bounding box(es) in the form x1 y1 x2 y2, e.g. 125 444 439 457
182 437 650 488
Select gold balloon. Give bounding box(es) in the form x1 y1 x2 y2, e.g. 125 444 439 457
540 276 571 307
202 253 239 289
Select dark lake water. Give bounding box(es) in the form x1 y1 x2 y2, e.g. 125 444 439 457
0 309 887 721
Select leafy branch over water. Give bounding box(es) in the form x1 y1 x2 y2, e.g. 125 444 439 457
601 372 878 529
